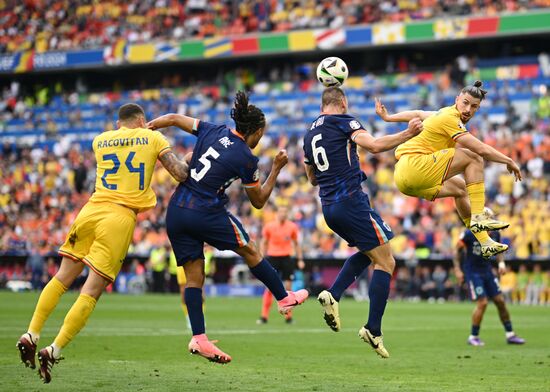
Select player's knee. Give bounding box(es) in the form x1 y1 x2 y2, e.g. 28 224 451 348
185 271 205 287
477 298 488 309
374 254 395 273
182 260 206 286
456 186 467 199
237 241 262 265
81 273 109 299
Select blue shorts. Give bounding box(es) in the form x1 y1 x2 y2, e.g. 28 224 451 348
166 203 249 265
322 193 394 252
467 272 501 300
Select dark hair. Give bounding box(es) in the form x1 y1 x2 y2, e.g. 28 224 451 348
322 87 346 108
118 103 145 122
230 91 266 137
461 80 487 101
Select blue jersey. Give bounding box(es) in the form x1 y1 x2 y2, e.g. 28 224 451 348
171 121 259 211
460 230 501 276
303 114 367 205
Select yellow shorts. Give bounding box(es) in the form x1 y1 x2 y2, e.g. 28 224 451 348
59 201 137 283
176 266 187 286
394 149 455 201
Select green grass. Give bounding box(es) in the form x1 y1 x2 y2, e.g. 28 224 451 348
1 291 549 391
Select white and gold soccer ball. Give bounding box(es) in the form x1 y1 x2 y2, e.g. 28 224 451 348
316 57 349 87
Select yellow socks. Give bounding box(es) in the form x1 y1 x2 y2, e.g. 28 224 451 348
461 217 491 245
466 182 485 216
28 277 68 337
464 182 493 244
53 294 97 349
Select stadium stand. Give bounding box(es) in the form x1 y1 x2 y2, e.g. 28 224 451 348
0 2 548 299
2 0 550 54
1 56 549 269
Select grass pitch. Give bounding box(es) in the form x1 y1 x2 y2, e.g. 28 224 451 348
1 291 549 391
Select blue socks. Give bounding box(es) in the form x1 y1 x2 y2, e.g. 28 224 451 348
250 259 287 300
366 270 391 337
471 325 480 336
185 287 205 336
329 252 371 301
503 321 513 333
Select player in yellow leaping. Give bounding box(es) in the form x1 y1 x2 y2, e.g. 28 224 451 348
375 80 522 258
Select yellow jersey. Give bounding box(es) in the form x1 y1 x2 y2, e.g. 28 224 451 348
90 127 171 212
395 105 469 160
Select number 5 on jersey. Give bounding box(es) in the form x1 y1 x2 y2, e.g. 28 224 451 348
312 134 329 171
191 147 220 181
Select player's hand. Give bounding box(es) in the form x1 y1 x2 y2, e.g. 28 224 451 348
273 149 288 171
498 261 506 276
506 160 522 182
184 151 193 164
375 97 389 121
406 117 423 137
454 268 464 285
146 115 171 130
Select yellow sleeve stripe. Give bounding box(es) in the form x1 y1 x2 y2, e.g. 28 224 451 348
158 146 172 157
451 131 468 140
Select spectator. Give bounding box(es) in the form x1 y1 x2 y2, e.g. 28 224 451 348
149 244 168 293
499 265 517 303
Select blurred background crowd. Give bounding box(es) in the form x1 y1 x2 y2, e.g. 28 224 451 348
3 0 550 54
0 0 548 302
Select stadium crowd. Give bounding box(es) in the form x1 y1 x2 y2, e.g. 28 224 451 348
2 0 550 54
0 55 549 299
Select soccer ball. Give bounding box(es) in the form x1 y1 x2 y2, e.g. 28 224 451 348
316 57 349 87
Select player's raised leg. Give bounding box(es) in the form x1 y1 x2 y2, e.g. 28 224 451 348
444 148 509 233
17 257 83 370
438 170 508 258
235 242 309 315
358 243 394 358
318 252 371 332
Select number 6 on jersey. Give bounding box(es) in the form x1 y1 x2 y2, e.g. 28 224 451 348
311 134 329 171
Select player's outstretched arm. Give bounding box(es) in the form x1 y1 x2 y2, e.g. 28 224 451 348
147 114 198 135
245 150 288 209
456 134 522 181
304 163 318 186
159 151 189 183
353 118 423 153
375 98 435 122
